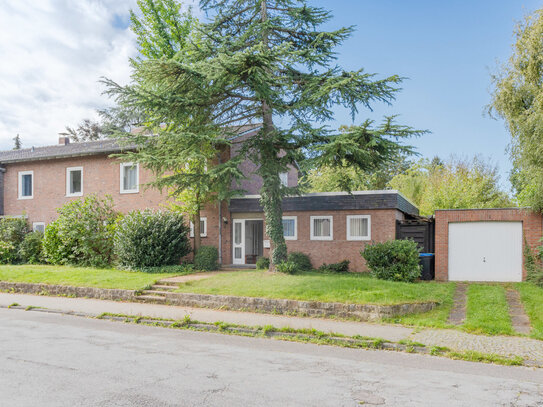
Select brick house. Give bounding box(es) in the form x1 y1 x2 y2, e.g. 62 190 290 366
0 126 419 271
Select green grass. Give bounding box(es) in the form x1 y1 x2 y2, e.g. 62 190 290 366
175 271 454 305
463 284 513 335
0 265 190 290
384 282 457 328
516 282 543 340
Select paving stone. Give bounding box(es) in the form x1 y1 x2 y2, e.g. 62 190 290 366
447 283 467 325
506 289 532 335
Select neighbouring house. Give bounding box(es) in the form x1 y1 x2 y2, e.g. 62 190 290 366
0 125 420 271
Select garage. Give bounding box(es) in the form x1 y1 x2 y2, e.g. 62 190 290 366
448 222 522 282
434 208 543 282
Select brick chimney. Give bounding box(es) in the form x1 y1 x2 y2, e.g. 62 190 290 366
58 135 70 145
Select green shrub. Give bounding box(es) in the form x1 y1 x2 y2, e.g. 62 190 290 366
256 256 270 270
276 261 298 274
42 195 118 267
194 246 219 271
525 243 543 287
362 239 421 283
318 260 350 273
0 241 17 264
115 210 191 269
18 231 44 264
287 252 312 271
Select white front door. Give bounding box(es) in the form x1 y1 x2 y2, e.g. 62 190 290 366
448 221 523 282
233 219 245 265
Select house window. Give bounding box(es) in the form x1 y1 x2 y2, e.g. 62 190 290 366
347 215 371 241
310 216 333 240
32 222 45 233
190 217 207 237
18 171 33 199
66 167 83 197
279 172 288 187
282 216 297 240
120 163 139 193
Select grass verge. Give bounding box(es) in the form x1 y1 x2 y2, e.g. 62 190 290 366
516 282 543 340
463 284 513 335
175 271 454 305
0 265 195 290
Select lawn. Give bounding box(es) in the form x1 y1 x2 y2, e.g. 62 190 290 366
0 265 190 290
516 282 543 341
463 284 513 335
175 270 454 305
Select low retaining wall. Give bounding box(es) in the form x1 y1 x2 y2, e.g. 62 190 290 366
162 292 437 321
0 282 137 301
0 281 437 321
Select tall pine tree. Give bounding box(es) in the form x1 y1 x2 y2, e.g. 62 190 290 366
106 0 424 267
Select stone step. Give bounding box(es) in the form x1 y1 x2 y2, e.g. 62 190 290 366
151 285 178 291
136 295 166 303
142 290 169 296
156 280 181 287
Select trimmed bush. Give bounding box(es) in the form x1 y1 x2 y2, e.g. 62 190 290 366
115 210 191 269
18 231 44 264
256 256 270 270
194 246 219 271
362 239 421 283
42 195 118 267
287 252 312 271
276 261 298 275
0 217 29 263
318 260 350 273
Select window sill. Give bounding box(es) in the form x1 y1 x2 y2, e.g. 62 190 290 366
66 193 83 198
120 189 139 194
347 236 371 241
310 236 333 241
18 196 33 200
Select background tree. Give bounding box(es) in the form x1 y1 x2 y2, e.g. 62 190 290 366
106 0 425 267
388 156 513 215
12 134 21 150
489 9 543 210
105 0 243 253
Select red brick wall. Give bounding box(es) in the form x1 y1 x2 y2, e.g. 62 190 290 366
435 208 543 281
231 209 401 272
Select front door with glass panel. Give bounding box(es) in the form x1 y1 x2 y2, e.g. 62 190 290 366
233 220 245 264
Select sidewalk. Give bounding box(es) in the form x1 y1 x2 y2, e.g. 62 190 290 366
1 292 543 362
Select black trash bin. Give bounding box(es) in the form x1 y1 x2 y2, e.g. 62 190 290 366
419 253 435 280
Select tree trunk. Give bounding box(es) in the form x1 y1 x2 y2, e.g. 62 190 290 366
193 196 201 254
259 0 287 270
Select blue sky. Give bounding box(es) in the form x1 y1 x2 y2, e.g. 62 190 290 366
0 0 540 191
314 0 542 190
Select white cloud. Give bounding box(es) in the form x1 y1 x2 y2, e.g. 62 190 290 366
0 0 139 149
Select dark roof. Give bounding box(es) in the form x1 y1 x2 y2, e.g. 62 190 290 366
0 124 263 165
229 191 419 216
0 139 128 164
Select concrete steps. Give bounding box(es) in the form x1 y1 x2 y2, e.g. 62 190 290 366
135 294 166 303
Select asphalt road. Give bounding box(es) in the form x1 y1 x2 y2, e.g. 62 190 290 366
1 308 542 407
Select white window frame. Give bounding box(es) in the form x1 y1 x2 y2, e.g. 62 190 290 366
120 162 139 194
279 172 289 187
190 217 207 238
32 222 45 233
66 166 83 197
346 215 371 241
310 215 333 241
282 216 297 240
18 171 34 200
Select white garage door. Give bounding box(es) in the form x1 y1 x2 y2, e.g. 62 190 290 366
448 222 523 282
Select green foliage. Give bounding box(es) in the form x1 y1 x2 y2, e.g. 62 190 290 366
114 210 191 269
489 10 543 210
389 156 513 215
193 245 219 271
318 260 350 273
256 256 270 270
362 240 421 283
18 232 44 264
276 261 298 275
104 0 424 266
0 217 28 247
525 242 543 287
0 241 17 264
287 252 312 271
42 195 118 267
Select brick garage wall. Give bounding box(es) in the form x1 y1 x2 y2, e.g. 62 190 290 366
435 208 543 281
230 209 402 272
